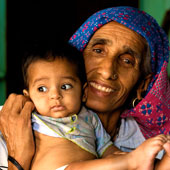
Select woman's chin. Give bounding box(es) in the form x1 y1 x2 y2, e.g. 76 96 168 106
85 99 113 114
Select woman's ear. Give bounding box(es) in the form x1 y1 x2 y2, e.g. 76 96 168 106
23 89 29 97
137 74 153 100
82 93 87 102
82 82 88 102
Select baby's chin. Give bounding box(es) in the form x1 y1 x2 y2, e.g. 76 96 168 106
38 111 75 119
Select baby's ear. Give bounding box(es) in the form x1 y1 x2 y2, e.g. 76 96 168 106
23 89 29 97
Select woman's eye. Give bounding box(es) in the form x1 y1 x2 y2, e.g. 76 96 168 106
38 86 47 92
61 84 72 90
119 54 135 67
93 49 102 53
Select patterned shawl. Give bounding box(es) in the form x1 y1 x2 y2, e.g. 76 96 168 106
69 6 170 139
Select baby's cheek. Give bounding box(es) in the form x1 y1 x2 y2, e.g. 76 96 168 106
33 99 45 112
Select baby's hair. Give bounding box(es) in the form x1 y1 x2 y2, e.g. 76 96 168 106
22 42 86 89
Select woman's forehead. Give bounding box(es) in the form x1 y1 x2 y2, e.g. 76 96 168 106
86 21 146 51
92 21 144 39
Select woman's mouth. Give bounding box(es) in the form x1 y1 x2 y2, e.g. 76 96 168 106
90 82 115 93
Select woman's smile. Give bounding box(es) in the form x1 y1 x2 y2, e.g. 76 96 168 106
89 82 115 93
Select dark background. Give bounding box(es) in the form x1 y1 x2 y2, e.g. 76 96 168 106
6 0 139 96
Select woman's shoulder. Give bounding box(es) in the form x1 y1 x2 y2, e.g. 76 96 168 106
114 117 165 159
114 117 145 151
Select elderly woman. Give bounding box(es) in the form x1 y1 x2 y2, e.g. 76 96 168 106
0 6 170 170
69 6 170 150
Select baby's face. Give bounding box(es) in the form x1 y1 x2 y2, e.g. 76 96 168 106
25 58 82 118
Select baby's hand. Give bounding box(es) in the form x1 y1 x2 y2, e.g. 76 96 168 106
163 135 170 157
155 135 170 170
146 134 168 156
127 134 168 170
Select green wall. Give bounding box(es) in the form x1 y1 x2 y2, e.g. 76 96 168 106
139 0 170 77
0 0 6 105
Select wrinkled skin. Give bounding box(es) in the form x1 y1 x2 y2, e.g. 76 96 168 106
0 94 35 170
0 22 153 169
83 21 147 136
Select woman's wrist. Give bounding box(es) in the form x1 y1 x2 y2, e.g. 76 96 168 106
8 152 33 170
8 156 24 170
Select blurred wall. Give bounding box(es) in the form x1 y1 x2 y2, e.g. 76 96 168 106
0 0 6 105
4 0 170 104
140 0 170 77
6 0 139 97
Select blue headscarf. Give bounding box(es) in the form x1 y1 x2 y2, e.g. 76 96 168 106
69 7 170 139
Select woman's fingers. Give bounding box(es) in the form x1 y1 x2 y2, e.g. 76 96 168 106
0 94 33 134
10 94 31 115
0 93 35 169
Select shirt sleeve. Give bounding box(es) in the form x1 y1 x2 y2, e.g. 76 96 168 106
0 106 8 167
0 132 8 167
114 117 164 159
91 111 113 157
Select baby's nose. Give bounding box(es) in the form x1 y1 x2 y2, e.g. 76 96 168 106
50 89 62 100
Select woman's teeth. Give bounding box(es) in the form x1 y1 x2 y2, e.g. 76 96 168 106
90 82 114 92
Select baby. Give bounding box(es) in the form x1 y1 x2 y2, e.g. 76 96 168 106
22 42 170 170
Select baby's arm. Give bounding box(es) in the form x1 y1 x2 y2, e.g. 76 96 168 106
103 135 169 170
66 135 169 170
65 145 144 170
65 153 130 170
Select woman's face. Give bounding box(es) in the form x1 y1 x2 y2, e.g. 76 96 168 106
83 21 146 114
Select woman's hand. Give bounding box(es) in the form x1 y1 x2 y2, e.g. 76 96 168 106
0 93 35 170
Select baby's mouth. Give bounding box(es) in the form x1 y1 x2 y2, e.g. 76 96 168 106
51 105 65 112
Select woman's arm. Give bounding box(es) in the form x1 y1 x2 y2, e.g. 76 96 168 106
66 134 170 170
65 154 130 170
0 94 35 170
65 145 129 170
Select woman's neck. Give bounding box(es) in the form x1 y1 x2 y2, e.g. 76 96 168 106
96 109 122 141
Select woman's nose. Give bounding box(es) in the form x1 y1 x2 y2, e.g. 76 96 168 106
97 58 118 80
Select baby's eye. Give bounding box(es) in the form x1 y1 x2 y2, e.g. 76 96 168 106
123 58 132 64
38 86 47 92
61 84 73 90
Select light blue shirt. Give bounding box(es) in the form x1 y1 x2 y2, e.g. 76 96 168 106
32 106 113 157
114 117 164 159
0 106 164 167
